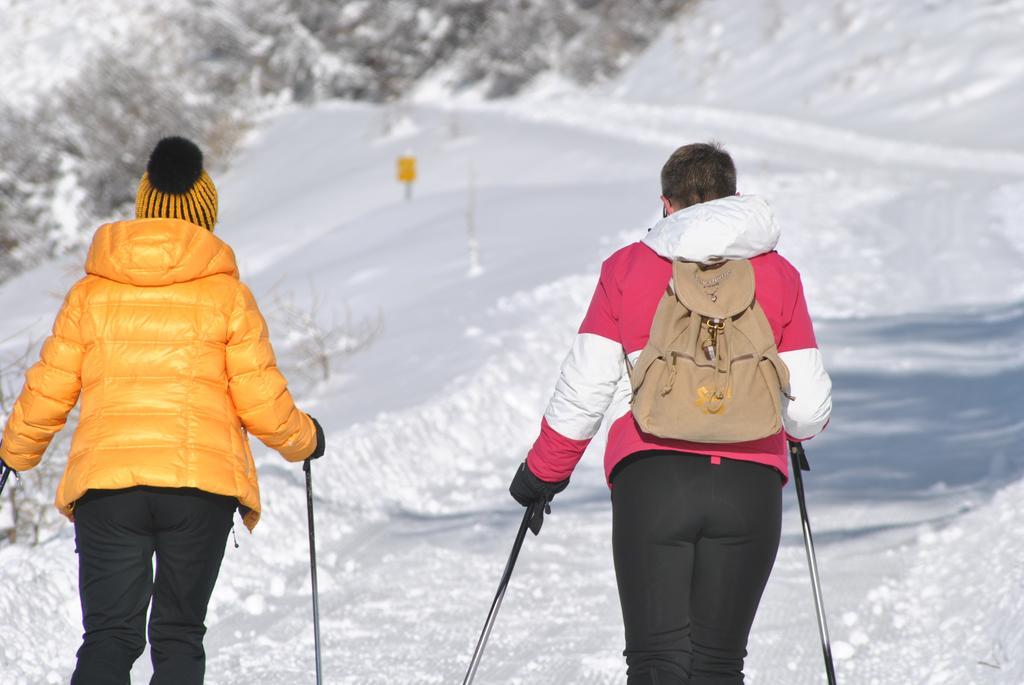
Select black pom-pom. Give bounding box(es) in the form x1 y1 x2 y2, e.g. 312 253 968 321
146 137 204 194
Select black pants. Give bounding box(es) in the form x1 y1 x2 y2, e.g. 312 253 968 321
611 452 782 685
71 487 235 685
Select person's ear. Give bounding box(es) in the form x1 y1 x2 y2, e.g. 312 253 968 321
660 195 674 217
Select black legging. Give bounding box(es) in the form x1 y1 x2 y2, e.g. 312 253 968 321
611 451 782 685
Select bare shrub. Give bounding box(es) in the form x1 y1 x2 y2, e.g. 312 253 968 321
269 285 383 388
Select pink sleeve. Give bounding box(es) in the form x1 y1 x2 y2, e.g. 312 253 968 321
527 418 593 482
579 259 621 338
778 277 818 353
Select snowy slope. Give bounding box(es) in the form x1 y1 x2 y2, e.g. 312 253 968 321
608 0 1024 149
1 2 1023 684
1 98 1022 684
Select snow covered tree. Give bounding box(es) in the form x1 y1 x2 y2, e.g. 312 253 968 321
0 0 693 281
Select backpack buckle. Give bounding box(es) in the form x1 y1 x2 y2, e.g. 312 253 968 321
701 318 724 361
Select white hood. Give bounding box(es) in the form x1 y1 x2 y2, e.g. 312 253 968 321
642 194 780 263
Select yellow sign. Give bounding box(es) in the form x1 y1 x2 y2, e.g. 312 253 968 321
397 156 417 183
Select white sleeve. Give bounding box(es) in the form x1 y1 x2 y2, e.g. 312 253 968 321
779 348 832 440
543 332 626 441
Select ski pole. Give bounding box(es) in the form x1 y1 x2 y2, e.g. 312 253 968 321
303 458 323 685
462 501 539 685
789 441 838 685
0 464 12 499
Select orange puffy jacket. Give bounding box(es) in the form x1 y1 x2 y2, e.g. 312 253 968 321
0 218 317 530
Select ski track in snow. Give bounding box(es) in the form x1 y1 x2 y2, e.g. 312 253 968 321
487 96 1024 175
1 96 1023 684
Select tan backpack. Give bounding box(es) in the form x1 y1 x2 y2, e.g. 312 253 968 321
628 259 793 444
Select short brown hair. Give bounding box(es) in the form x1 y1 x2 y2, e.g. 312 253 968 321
660 142 736 209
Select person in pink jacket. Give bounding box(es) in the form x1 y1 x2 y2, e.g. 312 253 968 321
509 143 832 684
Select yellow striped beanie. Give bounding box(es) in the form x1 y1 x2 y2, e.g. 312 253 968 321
136 137 218 231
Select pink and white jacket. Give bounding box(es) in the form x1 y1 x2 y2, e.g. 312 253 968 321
526 195 832 485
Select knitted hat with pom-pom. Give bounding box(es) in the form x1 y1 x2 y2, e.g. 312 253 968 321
136 137 218 231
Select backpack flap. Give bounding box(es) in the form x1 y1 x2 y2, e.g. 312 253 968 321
672 259 755 319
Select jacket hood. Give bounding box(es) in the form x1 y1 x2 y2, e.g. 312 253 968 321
86 218 239 286
643 194 780 263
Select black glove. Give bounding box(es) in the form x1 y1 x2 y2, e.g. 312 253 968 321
306 416 325 460
509 461 569 535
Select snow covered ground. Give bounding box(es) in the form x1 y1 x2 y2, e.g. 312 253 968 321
607 0 1024 150
2 3 1024 684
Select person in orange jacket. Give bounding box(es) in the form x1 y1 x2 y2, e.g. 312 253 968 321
0 137 325 684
